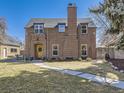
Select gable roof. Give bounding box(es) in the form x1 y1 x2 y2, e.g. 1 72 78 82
25 18 96 28
0 34 21 47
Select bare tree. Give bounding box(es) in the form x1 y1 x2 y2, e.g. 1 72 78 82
90 0 124 49
91 14 110 46
0 17 7 34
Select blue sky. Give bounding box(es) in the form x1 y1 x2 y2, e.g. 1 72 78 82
0 0 102 41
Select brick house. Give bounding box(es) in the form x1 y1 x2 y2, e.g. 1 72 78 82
25 3 96 60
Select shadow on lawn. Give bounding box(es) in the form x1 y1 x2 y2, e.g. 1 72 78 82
0 58 17 62
0 67 91 93
0 70 52 93
0 69 93 93
0 67 122 93
0 60 41 65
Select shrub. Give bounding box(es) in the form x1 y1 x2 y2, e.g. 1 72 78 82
86 58 92 62
7 56 14 58
78 58 82 61
103 59 107 63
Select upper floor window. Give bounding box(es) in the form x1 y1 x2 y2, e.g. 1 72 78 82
81 25 87 34
59 24 65 32
34 23 44 34
52 44 59 56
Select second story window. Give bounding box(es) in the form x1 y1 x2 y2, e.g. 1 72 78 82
59 24 65 32
81 25 87 34
34 23 44 34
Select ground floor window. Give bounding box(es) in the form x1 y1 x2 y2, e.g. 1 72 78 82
10 48 17 53
81 44 87 56
52 44 59 56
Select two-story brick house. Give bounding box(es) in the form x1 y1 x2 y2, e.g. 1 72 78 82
25 3 96 60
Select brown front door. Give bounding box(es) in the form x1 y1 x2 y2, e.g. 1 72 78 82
35 44 43 59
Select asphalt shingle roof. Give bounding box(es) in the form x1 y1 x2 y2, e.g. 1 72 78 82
25 18 96 28
0 34 20 46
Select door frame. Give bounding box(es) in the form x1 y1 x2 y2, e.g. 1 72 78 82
3 48 7 58
80 44 88 57
34 44 43 59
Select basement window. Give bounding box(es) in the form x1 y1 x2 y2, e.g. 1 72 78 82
34 23 44 34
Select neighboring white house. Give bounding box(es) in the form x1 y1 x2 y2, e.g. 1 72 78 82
0 27 21 59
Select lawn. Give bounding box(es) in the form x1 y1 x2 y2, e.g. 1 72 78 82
0 62 124 93
44 60 124 81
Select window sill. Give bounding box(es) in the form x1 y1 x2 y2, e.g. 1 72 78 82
58 31 64 33
81 33 88 34
52 55 59 57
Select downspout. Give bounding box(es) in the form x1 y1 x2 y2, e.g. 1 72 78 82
45 31 47 59
77 25 80 58
47 30 49 59
45 30 48 60
0 45 1 59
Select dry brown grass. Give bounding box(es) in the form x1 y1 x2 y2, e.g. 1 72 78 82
0 62 124 93
44 60 124 81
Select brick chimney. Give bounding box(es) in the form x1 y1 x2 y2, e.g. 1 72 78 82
67 3 77 35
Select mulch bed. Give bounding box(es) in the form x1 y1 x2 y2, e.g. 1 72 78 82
109 59 124 71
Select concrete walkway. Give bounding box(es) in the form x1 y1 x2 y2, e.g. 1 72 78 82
33 63 124 89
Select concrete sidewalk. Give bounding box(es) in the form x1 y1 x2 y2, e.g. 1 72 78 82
33 63 124 89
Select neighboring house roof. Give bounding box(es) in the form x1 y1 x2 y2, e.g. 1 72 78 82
0 34 21 47
25 18 96 28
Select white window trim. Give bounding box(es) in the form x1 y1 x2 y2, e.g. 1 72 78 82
81 44 88 56
81 25 88 34
34 24 44 34
52 44 59 56
58 25 65 32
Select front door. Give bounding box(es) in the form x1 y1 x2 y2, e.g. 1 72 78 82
3 48 7 58
35 44 43 59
